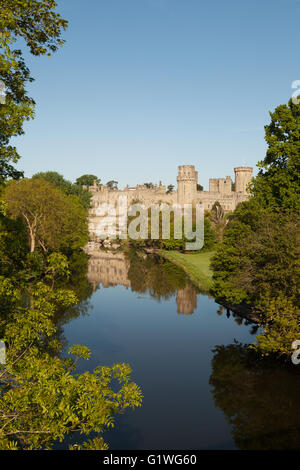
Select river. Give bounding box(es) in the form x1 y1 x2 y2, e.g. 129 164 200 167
58 250 300 450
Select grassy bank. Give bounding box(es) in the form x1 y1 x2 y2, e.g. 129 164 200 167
159 250 215 292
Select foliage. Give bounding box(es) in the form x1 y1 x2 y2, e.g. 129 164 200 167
106 180 118 190
0 281 142 450
250 294 300 357
252 97 300 211
0 0 67 181
0 210 28 276
166 184 174 194
75 174 100 187
0 2 143 451
126 208 217 253
211 96 300 358
32 171 92 209
211 203 299 306
4 178 89 253
45 253 70 289
208 201 230 242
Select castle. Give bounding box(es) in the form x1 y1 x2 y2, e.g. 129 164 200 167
87 165 253 238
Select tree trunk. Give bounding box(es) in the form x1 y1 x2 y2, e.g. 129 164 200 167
30 235 35 252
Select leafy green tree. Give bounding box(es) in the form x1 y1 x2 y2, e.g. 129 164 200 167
144 182 154 189
76 175 100 186
211 203 299 306
161 216 216 252
0 280 142 450
252 97 300 211
0 208 28 276
4 178 89 253
208 201 229 242
32 171 92 209
68 184 92 210
0 0 67 181
45 253 70 289
251 294 300 357
202 215 217 250
211 97 300 358
106 180 118 190
32 171 72 194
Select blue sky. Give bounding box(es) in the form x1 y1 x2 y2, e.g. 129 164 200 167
14 0 300 189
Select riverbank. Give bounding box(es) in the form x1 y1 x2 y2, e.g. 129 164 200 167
159 250 215 292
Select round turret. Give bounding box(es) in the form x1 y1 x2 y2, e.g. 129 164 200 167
234 167 253 194
177 165 198 205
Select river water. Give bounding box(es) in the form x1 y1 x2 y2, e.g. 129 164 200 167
59 251 300 450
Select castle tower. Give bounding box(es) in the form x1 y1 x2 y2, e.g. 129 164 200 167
209 178 218 192
234 167 253 194
177 165 198 205
224 176 232 194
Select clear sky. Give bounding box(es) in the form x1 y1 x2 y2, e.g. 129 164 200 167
14 0 300 189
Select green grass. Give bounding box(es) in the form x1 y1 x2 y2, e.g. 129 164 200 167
159 250 215 292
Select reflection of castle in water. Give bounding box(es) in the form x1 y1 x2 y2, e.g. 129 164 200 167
87 251 131 290
87 251 198 315
176 286 197 315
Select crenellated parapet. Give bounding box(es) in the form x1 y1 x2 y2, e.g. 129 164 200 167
177 165 198 205
87 163 253 239
234 167 253 194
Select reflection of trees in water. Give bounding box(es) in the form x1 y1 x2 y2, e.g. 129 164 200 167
215 305 260 335
127 252 201 314
86 249 199 313
209 343 300 449
126 251 192 301
54 251 94 331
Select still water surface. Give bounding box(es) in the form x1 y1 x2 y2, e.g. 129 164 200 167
59 251 300 450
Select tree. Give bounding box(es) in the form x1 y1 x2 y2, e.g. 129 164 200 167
252 97 300 211
211 204 299 306
4 178 89 253
0 278 142 450
76 175 101 186
68 183 92 210
0 204 28 277
144 182 154 189
32 171 92 209
166 184 174 194
209 201 229 242
197 184 203 192
106 180 118 190
211 96 300 358
0 0 67 182
32 171 72 193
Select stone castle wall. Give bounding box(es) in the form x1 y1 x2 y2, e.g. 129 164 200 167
88 165 253 237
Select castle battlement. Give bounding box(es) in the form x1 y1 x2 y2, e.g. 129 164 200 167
88 164 253 236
